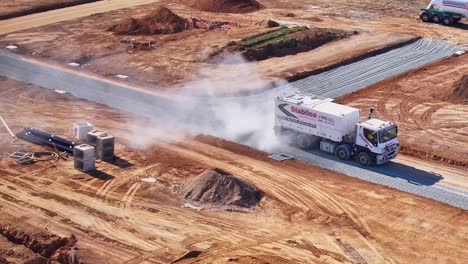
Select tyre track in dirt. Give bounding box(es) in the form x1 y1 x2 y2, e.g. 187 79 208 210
119 182 142 209
0 176 166 252
178 140 397 263
164 141 396 262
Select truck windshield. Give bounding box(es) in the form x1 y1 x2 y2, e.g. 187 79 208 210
379 126 398 143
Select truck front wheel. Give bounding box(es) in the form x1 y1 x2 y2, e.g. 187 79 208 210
421 12 431 22
296 134 312 150
335 145 351 160
356 152 371 166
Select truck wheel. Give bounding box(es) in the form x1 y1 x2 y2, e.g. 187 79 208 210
442 16 453 26
356 152 371 166
431 14 441 23
309 135 321 148
335 145 351 160
421 12 431 22
296 134 311 150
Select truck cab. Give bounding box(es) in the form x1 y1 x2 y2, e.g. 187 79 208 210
354 119 399 165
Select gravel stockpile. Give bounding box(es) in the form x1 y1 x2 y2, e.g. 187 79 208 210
180 168 262 208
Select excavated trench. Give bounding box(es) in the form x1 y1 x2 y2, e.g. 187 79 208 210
0 223 77 263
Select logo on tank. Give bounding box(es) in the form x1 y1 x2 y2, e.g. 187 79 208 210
291 106 317 118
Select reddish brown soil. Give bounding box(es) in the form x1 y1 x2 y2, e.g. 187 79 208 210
449 75 468 104
337 55 468 167
109 7 188 35
212 27 355 62
179 0 262 13
0 236 46 264
180 168 262 208
0 0 101 20
1 77 467 263
0 215 76 264
264 0 431 18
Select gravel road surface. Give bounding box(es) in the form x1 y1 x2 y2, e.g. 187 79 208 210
290 39 459 98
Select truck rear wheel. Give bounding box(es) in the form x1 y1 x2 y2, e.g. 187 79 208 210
431 14 441 23
421 12 431 22
335 145 351 160
356 152 371 166
296 134 312 150
442 16 453 26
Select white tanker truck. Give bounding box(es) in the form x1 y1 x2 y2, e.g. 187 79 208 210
274 94 399 166
420 0 468 25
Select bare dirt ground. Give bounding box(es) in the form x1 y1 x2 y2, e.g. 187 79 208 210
1 77 468 263
178 0 262 14
265 0 432 19
0 0 162 35
1 0 457 94
337 54 468 168
0 0 101 20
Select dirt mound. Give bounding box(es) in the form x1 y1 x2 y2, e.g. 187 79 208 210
109 7 188 35
266 20 280 28
179 0 262 13
452 75 468 103
180 168 262 208
210 27 356 62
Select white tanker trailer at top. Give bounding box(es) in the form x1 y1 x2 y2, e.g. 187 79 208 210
420 0 468 25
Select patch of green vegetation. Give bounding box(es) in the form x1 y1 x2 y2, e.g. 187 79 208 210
235 26 307 48
256 35 298 48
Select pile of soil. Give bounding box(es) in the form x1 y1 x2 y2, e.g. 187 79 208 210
179 0 262 13
451 75 468 104
0 222 78 263
266 20 280 28
109 7 188 35
180 168 262 208
211 27 356 62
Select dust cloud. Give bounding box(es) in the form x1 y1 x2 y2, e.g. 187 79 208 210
124 53 292 151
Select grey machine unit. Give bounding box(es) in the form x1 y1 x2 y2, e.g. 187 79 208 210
86 129 108 146
73 144 96 172
96 134 115 161
73 122 94 141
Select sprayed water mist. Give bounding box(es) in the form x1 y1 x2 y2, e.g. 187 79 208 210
181 53 293 151
124 53 293 152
